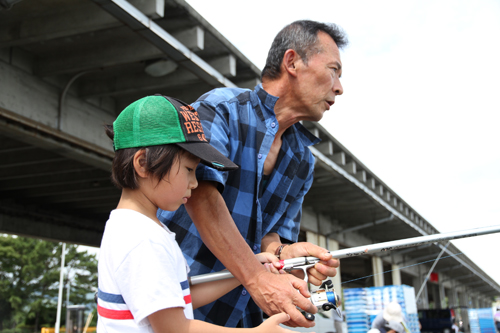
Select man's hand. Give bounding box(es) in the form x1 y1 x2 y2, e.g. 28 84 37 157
261 233 339 286
245 269 317 328
280 242 339 286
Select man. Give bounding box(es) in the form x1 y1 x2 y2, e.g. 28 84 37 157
371 302 407 333
159 20 348 328
494 307 500 333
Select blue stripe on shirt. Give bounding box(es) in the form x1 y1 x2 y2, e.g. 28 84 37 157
98 289 125 304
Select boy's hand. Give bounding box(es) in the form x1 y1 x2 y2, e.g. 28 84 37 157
254 313 314 333
256 252 285 274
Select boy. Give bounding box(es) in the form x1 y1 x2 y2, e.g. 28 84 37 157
97 95 293 333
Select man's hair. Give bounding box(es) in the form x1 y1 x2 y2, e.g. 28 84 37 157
261 20 348 80
105 125 184 190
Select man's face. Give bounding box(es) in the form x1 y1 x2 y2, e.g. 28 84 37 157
292 31 344 121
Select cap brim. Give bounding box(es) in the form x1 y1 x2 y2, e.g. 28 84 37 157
176 142 238 171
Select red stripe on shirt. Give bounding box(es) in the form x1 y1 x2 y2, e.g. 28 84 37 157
98 304 134 320
184 294 192 305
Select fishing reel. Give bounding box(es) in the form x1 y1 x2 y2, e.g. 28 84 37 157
300 279 342 321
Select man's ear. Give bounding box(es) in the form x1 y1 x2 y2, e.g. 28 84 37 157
133 149 148 178
282 49 301 77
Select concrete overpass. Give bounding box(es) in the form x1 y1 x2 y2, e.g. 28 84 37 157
1 0 498 325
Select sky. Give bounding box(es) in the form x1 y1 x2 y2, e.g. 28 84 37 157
180 0 500 287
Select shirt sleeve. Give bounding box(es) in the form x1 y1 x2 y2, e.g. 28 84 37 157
270 158 315 242
192 99 233 192
114 240 187 326
372 313 387 329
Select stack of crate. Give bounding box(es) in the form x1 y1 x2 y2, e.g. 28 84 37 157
343 285 421 333
343 287 370 333
468 308 496 333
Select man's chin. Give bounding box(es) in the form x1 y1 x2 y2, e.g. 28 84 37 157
315 110 326 121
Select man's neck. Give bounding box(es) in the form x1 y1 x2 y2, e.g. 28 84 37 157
262 80 299 138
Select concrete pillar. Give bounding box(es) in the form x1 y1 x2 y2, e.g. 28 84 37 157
449 283 461 327
414 265 429 309
450 284 459 308
439 280 447 309
372 256 384 287
471 295 479 309
306 231 326 248
430 283 440 309
459 291 470 333
478 298 484 308
392 264 402 285
328 238 342 297
485 298 493 308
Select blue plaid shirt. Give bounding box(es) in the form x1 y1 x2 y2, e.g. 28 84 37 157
158 84 320 327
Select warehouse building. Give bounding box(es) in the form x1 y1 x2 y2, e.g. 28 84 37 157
1 0 498 330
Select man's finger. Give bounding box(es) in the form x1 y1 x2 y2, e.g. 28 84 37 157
283 303 316 328
315 259 339 272
289 275 311 298
305 269 325 286
307 262 337 282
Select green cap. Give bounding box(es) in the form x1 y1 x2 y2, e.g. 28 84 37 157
113 95 238 171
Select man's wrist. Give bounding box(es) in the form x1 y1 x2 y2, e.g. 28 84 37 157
274 243 291 259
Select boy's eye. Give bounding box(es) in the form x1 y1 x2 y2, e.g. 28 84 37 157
186 167 194 172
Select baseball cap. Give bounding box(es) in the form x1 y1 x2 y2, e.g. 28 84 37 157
113 95 238 171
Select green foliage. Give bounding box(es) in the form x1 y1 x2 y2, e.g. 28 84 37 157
0 235 97 332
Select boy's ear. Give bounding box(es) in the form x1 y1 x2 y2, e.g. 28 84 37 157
133 149 148 178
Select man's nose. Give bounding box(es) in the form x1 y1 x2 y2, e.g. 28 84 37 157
334 79 344 96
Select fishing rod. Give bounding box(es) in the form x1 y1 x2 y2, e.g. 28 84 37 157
190 224 500 285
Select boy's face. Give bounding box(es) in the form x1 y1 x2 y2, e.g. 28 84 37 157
151 151 200 212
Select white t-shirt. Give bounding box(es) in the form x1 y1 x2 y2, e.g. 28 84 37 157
97 209 193 333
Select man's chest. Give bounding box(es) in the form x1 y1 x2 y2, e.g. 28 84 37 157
263 136 282 175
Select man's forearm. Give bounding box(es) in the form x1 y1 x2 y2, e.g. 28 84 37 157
184 181 317 328
184 181 266 285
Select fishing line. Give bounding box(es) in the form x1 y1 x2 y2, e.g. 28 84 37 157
340 252 464 285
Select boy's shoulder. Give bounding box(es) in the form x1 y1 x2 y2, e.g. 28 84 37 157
102 209 175 254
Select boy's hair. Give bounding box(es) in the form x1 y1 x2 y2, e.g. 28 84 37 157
105 124 184 190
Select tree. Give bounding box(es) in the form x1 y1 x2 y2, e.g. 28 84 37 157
0 235 97 332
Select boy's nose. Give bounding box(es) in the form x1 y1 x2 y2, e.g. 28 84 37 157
190 177 198 190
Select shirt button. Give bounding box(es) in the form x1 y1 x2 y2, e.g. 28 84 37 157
253 245 258 251
271 122 276 128
242 289 247 296
258 154 262 159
